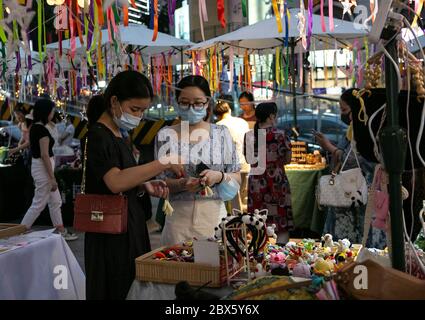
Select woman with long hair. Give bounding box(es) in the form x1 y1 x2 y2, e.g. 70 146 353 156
20 99 77 240
83 70 184 299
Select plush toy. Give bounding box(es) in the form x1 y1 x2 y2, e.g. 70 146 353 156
266 224 277 239
336 239 351 253
321 234 334 248
313 258 335 276
269 252 286 268
250 263 268 279
292 263 312 279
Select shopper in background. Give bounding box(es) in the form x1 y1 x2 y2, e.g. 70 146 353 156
9 105 32 158
214 99 250 211
313 88 386 249
238 91 256 128
83 70 183 300
155 75 241 246
58 117 75 148
245 102 293 244
20 98 78 241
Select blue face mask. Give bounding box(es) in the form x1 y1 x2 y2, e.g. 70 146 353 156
113 106 142 131
178 107 207 125
217 177 240 201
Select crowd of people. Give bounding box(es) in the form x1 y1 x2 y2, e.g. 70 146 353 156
7 70 423 299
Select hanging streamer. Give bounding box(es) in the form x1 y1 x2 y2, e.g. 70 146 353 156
271 0 283 33
320 0 326 32
123 5 129 26
356 41 362 87
152 0 158 41
413 0 424 27
217 0 226 28
329 0 334 32
95 0 104 26
299 52 303 88
241 0 247 18
275 47 280 86
0 0 7 43
198 0 208 41
324 43 328 82
307 0 313 50
284 1 289 47
75 3 85 46
229 47 234 91
37 0 43 62
297 0 307 50
168 0 177 27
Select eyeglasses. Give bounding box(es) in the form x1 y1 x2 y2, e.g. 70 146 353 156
177 98 210 111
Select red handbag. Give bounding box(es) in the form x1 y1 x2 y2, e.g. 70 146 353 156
73 137 128 234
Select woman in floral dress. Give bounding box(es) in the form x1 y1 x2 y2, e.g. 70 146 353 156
244 102 294 244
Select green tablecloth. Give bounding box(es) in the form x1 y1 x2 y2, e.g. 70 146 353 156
286 169 327 234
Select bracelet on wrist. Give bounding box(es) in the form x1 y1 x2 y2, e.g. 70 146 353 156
218 171 225 184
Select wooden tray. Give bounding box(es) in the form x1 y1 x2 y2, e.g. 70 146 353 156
0 224 27 239
135 246 229 288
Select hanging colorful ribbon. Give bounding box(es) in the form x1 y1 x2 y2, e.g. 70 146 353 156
95 0 104 26
217 0 226 28
285 47 289 87
307 0 313 50
241 0 247 18
198 0 208 41
297 0 307 50
356 41 363 87
413 0 424 27
272 0 283 33
0 0 7 43
275 47 280 86
284 1 289 47
37 0 43 63
329 0 334 32
229 47 234 91
320 0 326 32
153 0 158 41
299 52 303 88
123 5 129 26
168 0 177 27
324 42 328 83
74 3 85 46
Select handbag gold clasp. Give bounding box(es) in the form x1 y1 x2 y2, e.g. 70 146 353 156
91 211 104 222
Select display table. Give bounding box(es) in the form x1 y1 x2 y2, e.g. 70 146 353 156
126 280 233 300
0 230 85 299
285 166 327 234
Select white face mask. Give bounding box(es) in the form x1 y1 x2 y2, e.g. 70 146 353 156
113 106 142 131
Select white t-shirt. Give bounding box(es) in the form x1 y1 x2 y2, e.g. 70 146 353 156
60 124 75 147
217 115 250 172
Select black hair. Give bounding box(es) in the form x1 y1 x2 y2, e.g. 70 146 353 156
176 75 211 100
103 70 154 115
213 100 231 117
33 98 55 125
239 91 254 102
25 118 33 129
14 103 27 115
217 94 234 111
86 94 106 127
253 102 278 154
340 88 361 112
176 75 212 121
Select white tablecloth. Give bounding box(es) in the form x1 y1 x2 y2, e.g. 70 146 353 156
0 230 85 300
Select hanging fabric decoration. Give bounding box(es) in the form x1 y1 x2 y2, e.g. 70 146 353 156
37 0 43 62
229 47 234 91
284 1 289 47
320 0 326 32
168 0 177 27
299 52 303 88
152 0 158 41
74 3 85 46
275 47 280 86
307 0 313 50
241 0 247 18
198 0 208 41
95 0 104 26
0 0 8 43
356 40 363 87
324 43 328 83
297 0 307 50
87 0 96 66
413 0 424 27
123 5 129 26
271 0 283 34
217 0 226 28
285 46 289 87
328 0 334 32
333 49 337 87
